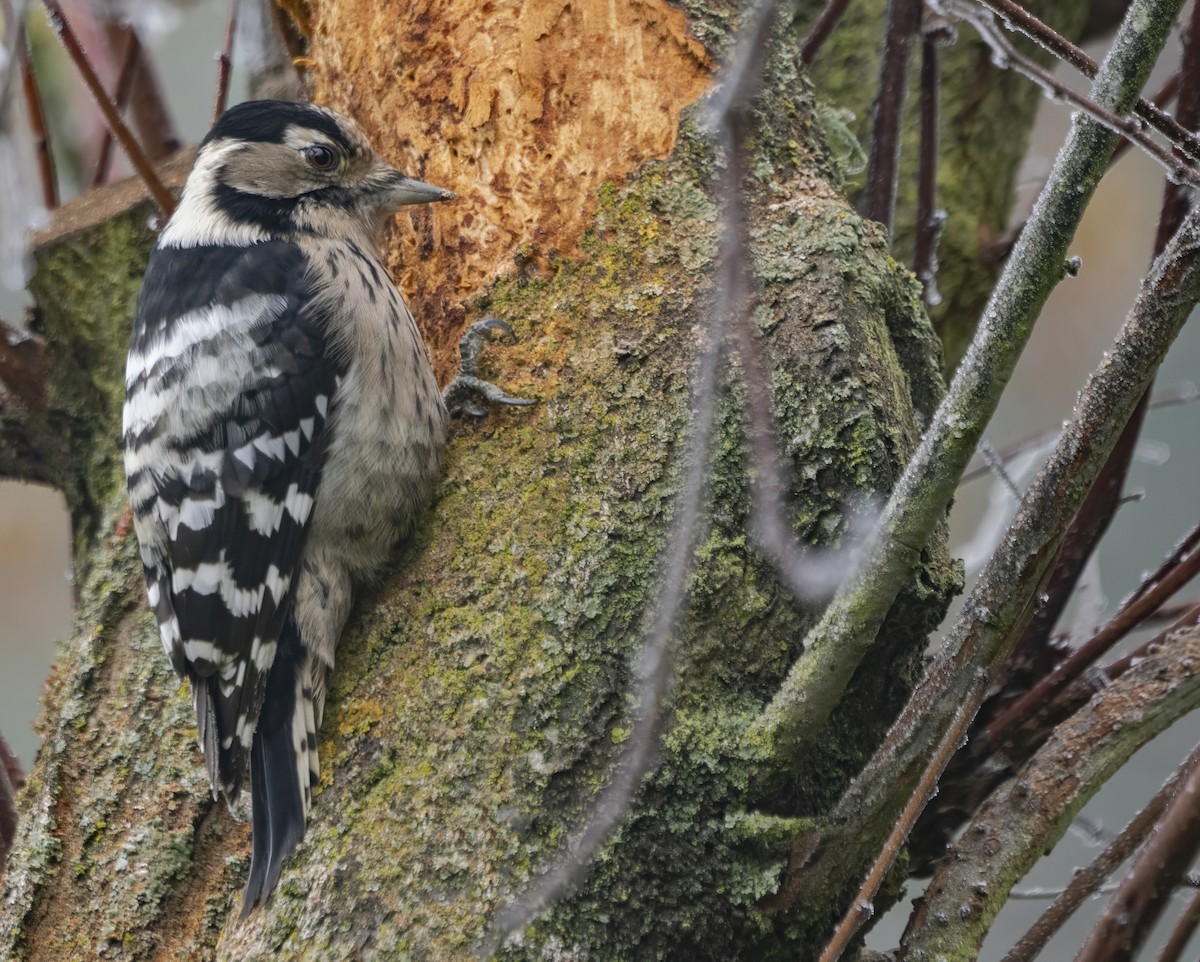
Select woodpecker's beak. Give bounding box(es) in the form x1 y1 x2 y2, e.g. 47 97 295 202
377 169 456 207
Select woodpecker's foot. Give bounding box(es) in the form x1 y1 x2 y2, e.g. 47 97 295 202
443 318 535 417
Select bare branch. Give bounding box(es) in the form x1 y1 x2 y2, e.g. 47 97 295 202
1074 735 1200 962
91 27 141 189
801 0 854 65
994 5 1200 729
901 621 1200 958
817 673 987 962
959 381 1200 485
986 523 1200 747
39 0 175 216
1156 889 1200 962
934 0 1200 187
18 28 56 209
975 0 1200 167
1001 738 1200 962
99 19 179 163
766 166 1200 921
861 0 921 232
1110 70 1180 168
213 0 238 124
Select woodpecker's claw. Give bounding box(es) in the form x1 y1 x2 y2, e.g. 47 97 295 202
443 318 535 417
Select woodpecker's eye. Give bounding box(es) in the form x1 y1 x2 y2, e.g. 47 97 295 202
303 145 338 171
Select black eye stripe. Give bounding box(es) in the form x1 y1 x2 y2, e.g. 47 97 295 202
303 145 338 171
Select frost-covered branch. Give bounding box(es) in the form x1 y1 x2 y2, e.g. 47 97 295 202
748 0 1185 766
901 620 1200 959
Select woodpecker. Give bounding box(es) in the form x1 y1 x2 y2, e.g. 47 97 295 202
122 100 525 912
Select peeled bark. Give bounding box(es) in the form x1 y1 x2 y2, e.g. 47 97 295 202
0 0 1096 958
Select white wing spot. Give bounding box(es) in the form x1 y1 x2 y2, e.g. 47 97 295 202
233 443 256 470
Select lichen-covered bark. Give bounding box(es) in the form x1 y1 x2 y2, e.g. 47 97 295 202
0 0 1078 958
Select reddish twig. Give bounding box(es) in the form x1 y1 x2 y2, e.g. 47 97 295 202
1000 710 1200 962
936 0 1200 187
99 20 179 163
91 27 141 189
1104 602 1200 680
816 673 987 962
862 0 921 233
1073 738 1200 962
975 0 1200 167
801 0 854 64
18 28 57 209
986 525 1200 747
914 27 943 307
39 0 174 215
212 0 238 123
1156 888 1200 962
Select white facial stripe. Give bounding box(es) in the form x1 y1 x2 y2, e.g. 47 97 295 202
160 141 271 249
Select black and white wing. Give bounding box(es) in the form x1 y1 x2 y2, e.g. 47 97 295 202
123 240 340 801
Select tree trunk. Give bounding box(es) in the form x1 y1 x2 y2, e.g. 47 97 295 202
0 0 1093 958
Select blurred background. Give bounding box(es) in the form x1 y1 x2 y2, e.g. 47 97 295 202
0 3 1196 958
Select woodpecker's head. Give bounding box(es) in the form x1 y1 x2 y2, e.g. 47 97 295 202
160 100 454 248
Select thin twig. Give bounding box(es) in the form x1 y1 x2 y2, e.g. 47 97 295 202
986 524 1200 747
1156 888 1200 962
1110 70 1180 167
39 0 174 215
99 18 178 162
769 156 1200 921
975 0 1200 167
212 0 238 123
959 381 1199 484
18 27 56 209
914 28 943 307
91 26 140 189
817 673 987 962
1073 737 1200 962
1000 738 1200 962
862 0 921 232
935 0 1200 187
801 0 854 64
1001 604 1200 762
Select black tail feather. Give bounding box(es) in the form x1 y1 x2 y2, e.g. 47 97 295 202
241 616 308 915
241 717 306 915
